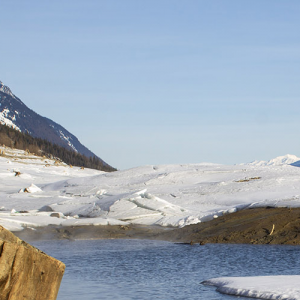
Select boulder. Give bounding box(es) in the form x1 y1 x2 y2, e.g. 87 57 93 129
0 226 65 300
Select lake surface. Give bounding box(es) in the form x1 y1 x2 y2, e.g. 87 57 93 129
32 239 300 300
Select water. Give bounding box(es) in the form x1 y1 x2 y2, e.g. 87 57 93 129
32 239 300 300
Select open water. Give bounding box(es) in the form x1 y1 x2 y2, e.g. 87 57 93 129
32 239 300 300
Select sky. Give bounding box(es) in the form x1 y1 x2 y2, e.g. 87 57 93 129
1 1 300 169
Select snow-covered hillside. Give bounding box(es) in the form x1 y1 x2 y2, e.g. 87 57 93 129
0 108 21 131
1 147 300 232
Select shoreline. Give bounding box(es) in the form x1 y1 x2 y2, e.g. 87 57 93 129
13 207 300 245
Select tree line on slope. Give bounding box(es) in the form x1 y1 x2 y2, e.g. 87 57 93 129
0 123 116 172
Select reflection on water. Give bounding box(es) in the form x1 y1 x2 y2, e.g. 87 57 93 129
32 239 300 300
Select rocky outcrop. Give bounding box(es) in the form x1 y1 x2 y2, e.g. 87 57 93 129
0 226 65 300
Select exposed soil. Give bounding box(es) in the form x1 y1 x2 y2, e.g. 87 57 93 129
14 207 300 245
166 207 300 245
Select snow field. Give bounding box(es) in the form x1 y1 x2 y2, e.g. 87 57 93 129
1 147 300 231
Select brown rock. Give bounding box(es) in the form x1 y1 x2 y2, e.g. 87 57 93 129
0 226 65 300
50 213 61 218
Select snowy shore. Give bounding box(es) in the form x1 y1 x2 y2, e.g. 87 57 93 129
12 206 300 246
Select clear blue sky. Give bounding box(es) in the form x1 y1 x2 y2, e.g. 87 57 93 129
1 1 300 169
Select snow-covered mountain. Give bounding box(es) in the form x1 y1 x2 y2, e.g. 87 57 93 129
0 81 110 166
242 154 300 167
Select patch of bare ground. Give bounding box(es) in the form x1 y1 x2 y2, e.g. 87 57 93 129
165 207 300 245
14 208 300 245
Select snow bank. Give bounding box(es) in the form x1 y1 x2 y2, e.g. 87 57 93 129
19 184 42 193
203 276 300 300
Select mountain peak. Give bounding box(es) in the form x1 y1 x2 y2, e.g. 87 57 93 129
243 154 300 167
0 81 16 99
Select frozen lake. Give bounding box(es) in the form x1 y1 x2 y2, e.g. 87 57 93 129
32 239 300 300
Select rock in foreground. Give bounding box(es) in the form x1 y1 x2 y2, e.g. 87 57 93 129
0 226 65 300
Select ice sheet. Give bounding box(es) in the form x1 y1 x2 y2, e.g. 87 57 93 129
203 276 300 300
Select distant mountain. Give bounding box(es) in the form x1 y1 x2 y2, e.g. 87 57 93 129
290 160 300 167
0 80 113 168
242 154 300 167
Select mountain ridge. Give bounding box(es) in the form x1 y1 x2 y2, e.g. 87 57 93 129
0 80 114 169
242 154 300 167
